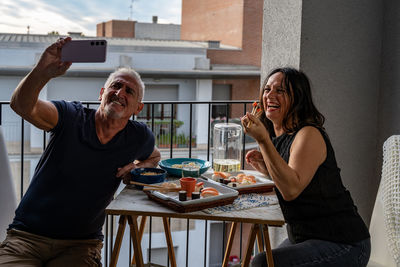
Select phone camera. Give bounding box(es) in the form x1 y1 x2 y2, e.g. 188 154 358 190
101 41 105 46
96 41 99 46
91 41 94 46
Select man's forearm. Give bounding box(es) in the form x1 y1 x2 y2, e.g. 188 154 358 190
136 148 161 168
10 68 49 117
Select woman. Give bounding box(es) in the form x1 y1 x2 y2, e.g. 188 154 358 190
241 67 370 267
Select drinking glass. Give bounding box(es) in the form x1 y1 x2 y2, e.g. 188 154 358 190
181 161 200 178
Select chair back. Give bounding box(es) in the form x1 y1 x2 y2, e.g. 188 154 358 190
0 126 17 241
369 135 400 266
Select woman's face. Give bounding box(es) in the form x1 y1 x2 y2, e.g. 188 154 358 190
262 72 291 126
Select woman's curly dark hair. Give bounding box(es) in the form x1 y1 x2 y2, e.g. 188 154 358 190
258 67 325 137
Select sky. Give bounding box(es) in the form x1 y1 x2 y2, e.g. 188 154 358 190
0 0 182 36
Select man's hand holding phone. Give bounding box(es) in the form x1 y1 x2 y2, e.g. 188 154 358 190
34 37 72 80
61 39 107 63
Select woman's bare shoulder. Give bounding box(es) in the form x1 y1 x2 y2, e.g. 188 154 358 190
294 126 326 147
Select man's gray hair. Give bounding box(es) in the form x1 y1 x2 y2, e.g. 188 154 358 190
104 67 145 101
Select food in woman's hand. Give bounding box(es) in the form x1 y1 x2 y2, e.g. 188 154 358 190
247 101 263 127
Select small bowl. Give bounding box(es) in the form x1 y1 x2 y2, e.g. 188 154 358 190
130 168 167 189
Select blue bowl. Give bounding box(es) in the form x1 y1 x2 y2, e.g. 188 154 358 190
158 158 211 177
130 168 167 189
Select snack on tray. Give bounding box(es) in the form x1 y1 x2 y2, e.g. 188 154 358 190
159 182 179 193
212 171 230 181
212 171 257 187
195 181 204 192
200 187 220 198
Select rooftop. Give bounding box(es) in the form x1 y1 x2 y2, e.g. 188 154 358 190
0 33 239 50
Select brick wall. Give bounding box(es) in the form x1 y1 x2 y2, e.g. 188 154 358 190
214 78 261 118
181 0 263 67
207 0 263 67
181 0 244 48
96 20 136 38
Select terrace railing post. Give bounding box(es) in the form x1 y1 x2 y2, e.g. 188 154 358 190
20 117 24 198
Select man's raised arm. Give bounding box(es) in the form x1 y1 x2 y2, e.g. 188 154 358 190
10 37 72 131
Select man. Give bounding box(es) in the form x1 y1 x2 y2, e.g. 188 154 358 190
0 37 160 266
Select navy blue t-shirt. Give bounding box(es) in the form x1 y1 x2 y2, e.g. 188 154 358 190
10 101 155 240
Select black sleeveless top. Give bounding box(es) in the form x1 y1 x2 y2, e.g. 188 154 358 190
272 127 370 244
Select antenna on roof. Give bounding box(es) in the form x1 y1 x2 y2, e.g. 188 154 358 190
129 0 134 20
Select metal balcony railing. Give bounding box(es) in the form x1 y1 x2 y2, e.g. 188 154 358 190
0 100 258 267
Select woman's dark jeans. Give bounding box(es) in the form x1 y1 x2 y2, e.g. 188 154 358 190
250 238 371 267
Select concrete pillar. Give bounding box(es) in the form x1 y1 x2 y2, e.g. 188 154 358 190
195 79 212 146
262 0 384 229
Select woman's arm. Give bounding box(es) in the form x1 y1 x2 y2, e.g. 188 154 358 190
242 113 326 201
258 126 326 201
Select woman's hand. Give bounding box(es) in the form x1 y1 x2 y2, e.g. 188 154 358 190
241 112 269 142
246 150 269 175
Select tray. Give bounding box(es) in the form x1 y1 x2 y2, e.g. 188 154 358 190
144 180 239 213
202 171 275 194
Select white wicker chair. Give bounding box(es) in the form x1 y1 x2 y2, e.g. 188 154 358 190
0 126 17 242
368 135 400 267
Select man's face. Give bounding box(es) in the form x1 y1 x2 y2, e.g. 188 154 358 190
99 74 144 120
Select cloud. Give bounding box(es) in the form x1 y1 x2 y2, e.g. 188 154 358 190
0 0 181 36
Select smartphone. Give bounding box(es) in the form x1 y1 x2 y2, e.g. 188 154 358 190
61 40 107 62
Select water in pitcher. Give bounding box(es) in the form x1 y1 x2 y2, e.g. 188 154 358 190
213 123 242 172
213 159 241 172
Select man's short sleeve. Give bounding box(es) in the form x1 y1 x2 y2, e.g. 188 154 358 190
137 124 156 161
50 101 81 134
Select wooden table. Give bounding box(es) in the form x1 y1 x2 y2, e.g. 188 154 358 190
106 185 284 267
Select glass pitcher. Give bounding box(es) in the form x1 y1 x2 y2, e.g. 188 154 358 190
212 123 242 172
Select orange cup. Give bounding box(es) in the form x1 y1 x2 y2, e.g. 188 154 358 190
180 177 197 197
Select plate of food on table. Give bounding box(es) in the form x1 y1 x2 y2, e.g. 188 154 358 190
202 170 275 194
158 158 211 177
141 179 238 213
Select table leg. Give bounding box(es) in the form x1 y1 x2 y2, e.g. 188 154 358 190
241 224 259 267
131 216 148 266
256 226 264 253
222 222 238 267
110 215 127 267
162 217 177 267
127 215 144 267
262 225 274 267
